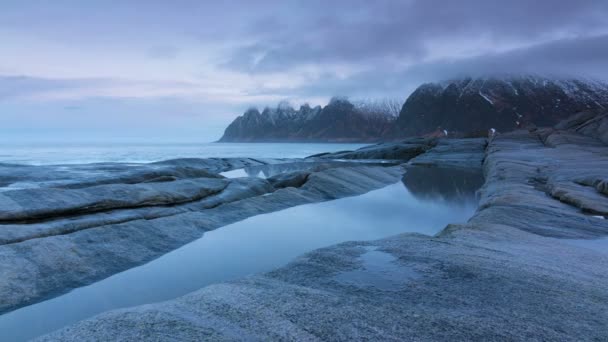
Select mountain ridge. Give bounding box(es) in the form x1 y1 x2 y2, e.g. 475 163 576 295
219 75 608 142
219 97 396 142
396 76 608 136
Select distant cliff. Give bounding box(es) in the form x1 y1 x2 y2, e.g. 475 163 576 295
219 98 396 142
219 76 608 142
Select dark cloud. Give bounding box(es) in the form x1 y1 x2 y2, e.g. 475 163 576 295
2 0 608 141
223 0 608 73
246 34 608 101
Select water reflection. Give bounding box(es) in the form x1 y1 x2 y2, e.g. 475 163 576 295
402 166 484 203
0 176 480 341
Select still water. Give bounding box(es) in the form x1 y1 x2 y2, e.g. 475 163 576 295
0 167 481 341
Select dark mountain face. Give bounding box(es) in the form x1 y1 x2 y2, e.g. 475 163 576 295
395 77 608 136
219 98 395 142
220 76 608 142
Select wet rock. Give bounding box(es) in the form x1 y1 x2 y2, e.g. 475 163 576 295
474 129 608 238
408 138 487 169
554 110 608 144
0 164 403 315
0 178 228 222
0 158 265 191
547 181 608 215
0 178 273 245
313 138 436 160
38 121 608 341
38 224 608 341
267 171 310 189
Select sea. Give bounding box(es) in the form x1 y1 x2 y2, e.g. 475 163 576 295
0 142 368 165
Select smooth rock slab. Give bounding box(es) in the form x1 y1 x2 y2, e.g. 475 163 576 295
37 224 608 341
0 178 228 222
37 126 608 341
408 138 487 169
0 165 403 314
310 138 436 160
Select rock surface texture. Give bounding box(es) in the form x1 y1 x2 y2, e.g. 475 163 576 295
35 111 608 341
0 157 403 315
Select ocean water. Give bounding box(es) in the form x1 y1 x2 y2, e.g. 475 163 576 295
0 142 367 165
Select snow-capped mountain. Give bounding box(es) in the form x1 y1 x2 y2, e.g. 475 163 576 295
219 98 395 142
395 76 608 136
220 76 608 142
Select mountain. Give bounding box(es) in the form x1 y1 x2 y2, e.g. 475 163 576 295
395 76 608 136
219 76 608 142
219 98 396 142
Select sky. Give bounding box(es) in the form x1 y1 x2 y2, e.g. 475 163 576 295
1 0 608 142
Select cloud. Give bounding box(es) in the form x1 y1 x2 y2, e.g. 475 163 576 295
1 0 608 141
0 75 236 102
222 0 608 73
0 76 105 100
243 34 608 101
147 46 180 59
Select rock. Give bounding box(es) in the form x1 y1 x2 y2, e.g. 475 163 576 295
0 158 265 191
38 120 608 341
554 110 608 144
312 138 436 160
408 138 487 169
0 178 228 222
242 160 368 178
0 177 273 245
474 129 608 238
0 163 403 315
219 76 608 142
546 181 608 216
37 226 608 341
267 171 310 189
395 76 608 136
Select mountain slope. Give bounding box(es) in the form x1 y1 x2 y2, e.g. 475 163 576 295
219 76 608 142
396 76 608 136
219 98 395 142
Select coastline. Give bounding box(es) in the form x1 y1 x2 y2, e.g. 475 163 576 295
40 124 608 340
0 112 607 340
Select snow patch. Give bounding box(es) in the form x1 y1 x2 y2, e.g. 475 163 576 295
479 91 494 105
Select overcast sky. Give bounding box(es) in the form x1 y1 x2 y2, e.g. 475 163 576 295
1 0 608 142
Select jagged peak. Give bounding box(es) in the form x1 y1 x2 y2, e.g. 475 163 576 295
328 96 352 105
277 100 294 111
243 107 261 117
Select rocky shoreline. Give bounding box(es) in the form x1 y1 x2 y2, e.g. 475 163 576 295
0 158 405 316
1 112 607 340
